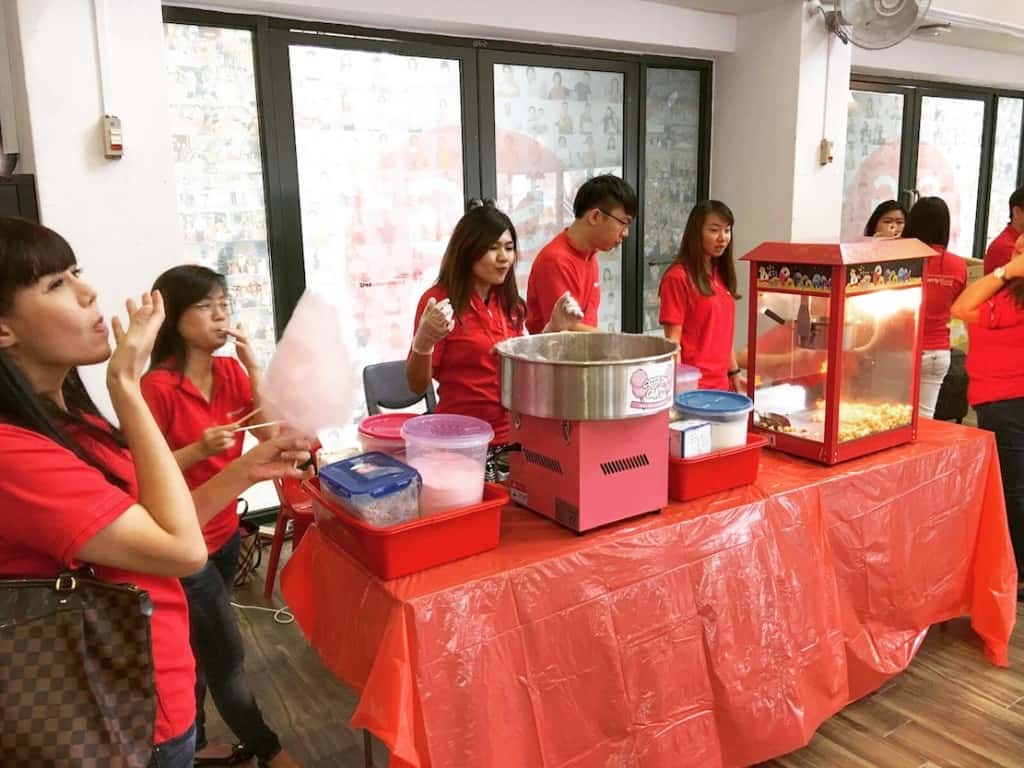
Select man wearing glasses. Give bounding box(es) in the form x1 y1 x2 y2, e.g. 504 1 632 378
525 174 637 334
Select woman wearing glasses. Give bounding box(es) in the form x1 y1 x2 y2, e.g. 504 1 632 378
659 200 744 392
525 174 637 334
141 265 302 768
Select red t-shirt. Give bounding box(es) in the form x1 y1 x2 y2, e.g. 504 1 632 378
0 419 196 745
525 230 599 334
412 285 523 444
966 288 1024 406
921 247 967 351
141 357 252 554
984 225 1020 274
659 263 736 390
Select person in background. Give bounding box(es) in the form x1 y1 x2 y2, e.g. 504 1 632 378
903 197 966 419
659 200 744 392
407 202 581 447
141 265 307 768
0 218 206 767
864 200 908 238
525 174 636 334
984 185 1024 274
952 234 1024 598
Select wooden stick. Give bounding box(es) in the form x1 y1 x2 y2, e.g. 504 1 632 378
231 420 282 433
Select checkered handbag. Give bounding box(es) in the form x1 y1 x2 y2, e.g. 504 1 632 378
0 571 157 767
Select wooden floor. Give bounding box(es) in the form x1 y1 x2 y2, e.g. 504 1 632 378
212 539 1023 768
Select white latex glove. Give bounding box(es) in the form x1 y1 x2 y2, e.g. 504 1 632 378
412 297 455 354
542 291 584 333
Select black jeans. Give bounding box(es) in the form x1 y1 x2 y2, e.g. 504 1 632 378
180 530 282 761
148 723 195 768
976 397 1024 577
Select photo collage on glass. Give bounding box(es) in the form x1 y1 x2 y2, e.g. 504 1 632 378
164 24 277 367
493 64 625 331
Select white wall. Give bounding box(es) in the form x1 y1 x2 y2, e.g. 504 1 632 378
11 0 182 416
853 38 1024 91
711 3 852 348
175 0 737 56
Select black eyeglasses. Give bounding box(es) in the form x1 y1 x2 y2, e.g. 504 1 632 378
599 209 632 229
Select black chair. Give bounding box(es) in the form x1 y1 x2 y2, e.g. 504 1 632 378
363 360 437 416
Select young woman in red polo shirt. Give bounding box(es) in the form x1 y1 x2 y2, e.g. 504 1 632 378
952 234 1024 597
0 219 206 766
407 202 579 446
902 197 966 419
659 200 744 391
141 266 303 768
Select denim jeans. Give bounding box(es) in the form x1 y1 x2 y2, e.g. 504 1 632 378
976 397 1024 577
918 349 951 419
180 530 282 761
148 723 195 768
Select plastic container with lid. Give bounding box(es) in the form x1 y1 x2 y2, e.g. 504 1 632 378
358 413 417 457
675 390 753 451
674 363 701 395
318 452 421 528
401 414 494 517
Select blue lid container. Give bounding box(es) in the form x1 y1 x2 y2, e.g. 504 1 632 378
319 452 421 500
675 390 753 423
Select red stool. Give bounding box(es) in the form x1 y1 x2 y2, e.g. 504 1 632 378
263 475 315 598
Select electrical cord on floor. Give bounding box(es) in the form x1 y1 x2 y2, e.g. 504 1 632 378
230 601 295 625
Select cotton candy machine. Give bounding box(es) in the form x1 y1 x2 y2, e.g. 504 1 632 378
495 332 677 532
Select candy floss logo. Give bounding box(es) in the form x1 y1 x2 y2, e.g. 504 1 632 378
629 367 671 410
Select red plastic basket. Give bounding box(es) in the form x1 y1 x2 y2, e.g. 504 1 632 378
668 433 769 502
303 477 508 580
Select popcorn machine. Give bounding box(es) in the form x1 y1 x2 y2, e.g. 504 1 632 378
742 239 935 465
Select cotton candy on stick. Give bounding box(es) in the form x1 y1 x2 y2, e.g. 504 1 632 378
261 291 355 439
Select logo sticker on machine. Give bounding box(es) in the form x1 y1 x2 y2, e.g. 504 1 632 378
509 480 528 507
626 361 674 413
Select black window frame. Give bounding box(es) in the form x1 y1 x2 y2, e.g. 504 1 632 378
163 6 712 333
851 73 1024 259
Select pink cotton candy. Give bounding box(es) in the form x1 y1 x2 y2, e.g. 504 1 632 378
262 291 355 439
406 452 485 516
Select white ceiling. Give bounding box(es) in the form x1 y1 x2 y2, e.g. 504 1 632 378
648 0 791 14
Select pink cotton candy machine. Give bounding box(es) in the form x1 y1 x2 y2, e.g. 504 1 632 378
495 332 677 533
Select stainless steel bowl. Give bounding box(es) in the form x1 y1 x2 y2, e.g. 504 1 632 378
495 332 679 421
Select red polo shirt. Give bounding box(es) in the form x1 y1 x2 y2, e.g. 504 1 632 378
659 263 735 390
922 247 967 350
984 225 1020 274
141 357 252 554
0 418 196 745
525 230 600 334
412 285 523 444
966 288 1024 406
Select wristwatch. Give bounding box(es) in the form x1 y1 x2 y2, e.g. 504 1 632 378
993 266 1007 281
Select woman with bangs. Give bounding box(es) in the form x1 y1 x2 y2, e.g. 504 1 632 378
141 265 303 767
0 217 310 767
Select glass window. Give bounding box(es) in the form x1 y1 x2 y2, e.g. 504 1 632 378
492 64 625 332
916 96 985 256
840 90 904 241
641 68 701 334
164 24 276 367
289 46 465 427
987 97 1023 247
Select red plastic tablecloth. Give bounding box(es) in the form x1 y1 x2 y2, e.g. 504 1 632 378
281 420 1016 768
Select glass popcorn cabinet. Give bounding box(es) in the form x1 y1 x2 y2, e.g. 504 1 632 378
741 240 935 465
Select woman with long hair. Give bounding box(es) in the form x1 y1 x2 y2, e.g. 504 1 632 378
407 201 578 445
952 235 1024 598
141 265 306 768
659 200 744 391
864 200 908 238
0 217 206 766
902 196 966 418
